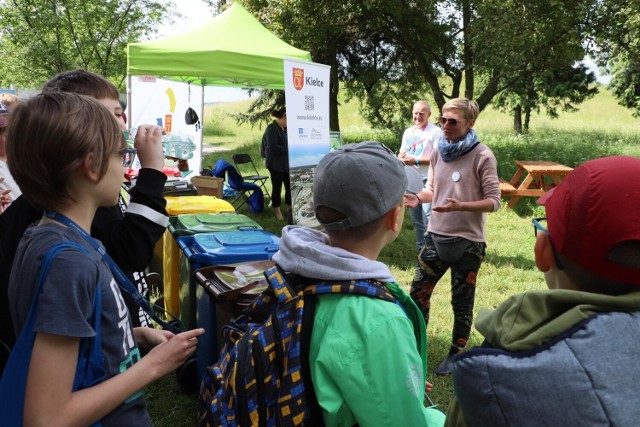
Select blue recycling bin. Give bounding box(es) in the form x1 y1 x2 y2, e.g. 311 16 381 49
177 230 280 331
177 230 279 384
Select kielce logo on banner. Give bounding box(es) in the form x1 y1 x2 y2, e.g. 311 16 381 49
293 67 325 91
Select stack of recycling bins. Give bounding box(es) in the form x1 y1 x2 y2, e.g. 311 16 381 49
171 211 280 385
152 196 236 321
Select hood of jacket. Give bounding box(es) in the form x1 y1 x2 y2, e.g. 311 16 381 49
272 225 397 283
476 288 640 352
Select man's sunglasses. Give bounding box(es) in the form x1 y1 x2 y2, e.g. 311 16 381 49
437 116 465 127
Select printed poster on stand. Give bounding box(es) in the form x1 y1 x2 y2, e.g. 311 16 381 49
284 58 331 228
126 77 203 179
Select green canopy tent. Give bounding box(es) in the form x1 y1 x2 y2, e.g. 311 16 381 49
126 2 311 171
127 2 311 88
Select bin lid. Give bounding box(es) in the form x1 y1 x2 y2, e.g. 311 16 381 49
173 213 262 235
165 195 235 215
195 260 273 301
192 230 280 258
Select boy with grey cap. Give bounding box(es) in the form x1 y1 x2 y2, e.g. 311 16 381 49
272 141 445 426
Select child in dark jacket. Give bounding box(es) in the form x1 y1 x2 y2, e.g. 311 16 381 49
446 156 640 427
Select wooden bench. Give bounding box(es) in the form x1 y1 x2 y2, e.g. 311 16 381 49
499 178 517 197
500 161 574 208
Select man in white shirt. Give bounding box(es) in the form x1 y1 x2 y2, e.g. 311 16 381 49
398 100 442 251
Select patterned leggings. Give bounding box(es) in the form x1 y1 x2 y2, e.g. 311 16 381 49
410 232 486 350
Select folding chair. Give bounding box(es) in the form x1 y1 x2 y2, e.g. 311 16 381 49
232 153 271 199
212 160 264 213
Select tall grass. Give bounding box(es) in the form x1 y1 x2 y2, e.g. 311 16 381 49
147 87 639 425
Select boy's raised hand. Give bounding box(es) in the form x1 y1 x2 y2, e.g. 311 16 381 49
0 177 11 213
134 124 165 171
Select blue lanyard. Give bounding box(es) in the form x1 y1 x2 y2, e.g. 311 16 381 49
44 210 182 334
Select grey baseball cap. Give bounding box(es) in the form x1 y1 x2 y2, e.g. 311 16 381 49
313 141 414 230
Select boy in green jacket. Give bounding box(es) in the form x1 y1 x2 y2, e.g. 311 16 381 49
273 141 446 426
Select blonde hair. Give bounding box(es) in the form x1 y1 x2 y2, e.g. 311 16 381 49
7 92 123 210
442 97 480 124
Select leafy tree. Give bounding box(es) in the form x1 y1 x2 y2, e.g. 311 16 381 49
591 1 640 116
0 0 174 91
373 0 599 113
212 0 603 134
492 63 597 134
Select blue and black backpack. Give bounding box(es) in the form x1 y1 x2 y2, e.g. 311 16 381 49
197 265 401 426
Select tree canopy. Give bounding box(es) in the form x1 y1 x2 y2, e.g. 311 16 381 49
2 0 638 132
592 1 640 117
218 0 614 134
0 0 174 91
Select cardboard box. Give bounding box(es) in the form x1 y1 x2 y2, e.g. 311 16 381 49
190 176 224 198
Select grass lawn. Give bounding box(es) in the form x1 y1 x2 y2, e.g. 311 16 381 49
146 86 639 425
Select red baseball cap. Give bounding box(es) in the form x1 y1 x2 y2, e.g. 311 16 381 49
537 156 640 285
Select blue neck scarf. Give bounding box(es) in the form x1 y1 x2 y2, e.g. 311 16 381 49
438 129 480 162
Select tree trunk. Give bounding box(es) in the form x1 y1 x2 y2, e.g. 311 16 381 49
513 106 522 134
328 53 340 132
524 106 531 134
462 0 474 99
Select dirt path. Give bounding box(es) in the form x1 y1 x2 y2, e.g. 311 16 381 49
202 144 229 155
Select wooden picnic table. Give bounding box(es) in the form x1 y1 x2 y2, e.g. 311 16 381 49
499 160 574 208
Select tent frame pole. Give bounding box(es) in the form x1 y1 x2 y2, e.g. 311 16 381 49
199 82 205 172
126 75 132 130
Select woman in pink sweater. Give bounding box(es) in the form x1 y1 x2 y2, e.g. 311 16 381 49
405 97 501 376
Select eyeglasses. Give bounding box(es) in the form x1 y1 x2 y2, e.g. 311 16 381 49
437 116 465 127
532 217 564 269
116 147 137 168
532 217 548 237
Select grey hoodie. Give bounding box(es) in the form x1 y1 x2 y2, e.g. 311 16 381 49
273 225 396 282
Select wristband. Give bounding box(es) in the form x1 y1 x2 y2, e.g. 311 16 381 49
412 192 423 204
415 157 420 166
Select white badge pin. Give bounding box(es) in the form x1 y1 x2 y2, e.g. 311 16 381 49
452 171 461 182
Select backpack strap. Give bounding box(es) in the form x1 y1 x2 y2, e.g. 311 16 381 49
302 278 398 303
263 266 400 426
264 265 399 304
0 242 102 426
299 293 325 426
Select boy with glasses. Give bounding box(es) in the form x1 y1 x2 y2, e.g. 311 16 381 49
446 156 640 426
405 97 501 375
0 70 169 362
1 91 203 426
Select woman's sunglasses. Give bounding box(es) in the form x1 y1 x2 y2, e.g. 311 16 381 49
437 116 465 127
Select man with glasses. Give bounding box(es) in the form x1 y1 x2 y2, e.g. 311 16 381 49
446 156 640 426
405 97 501 376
